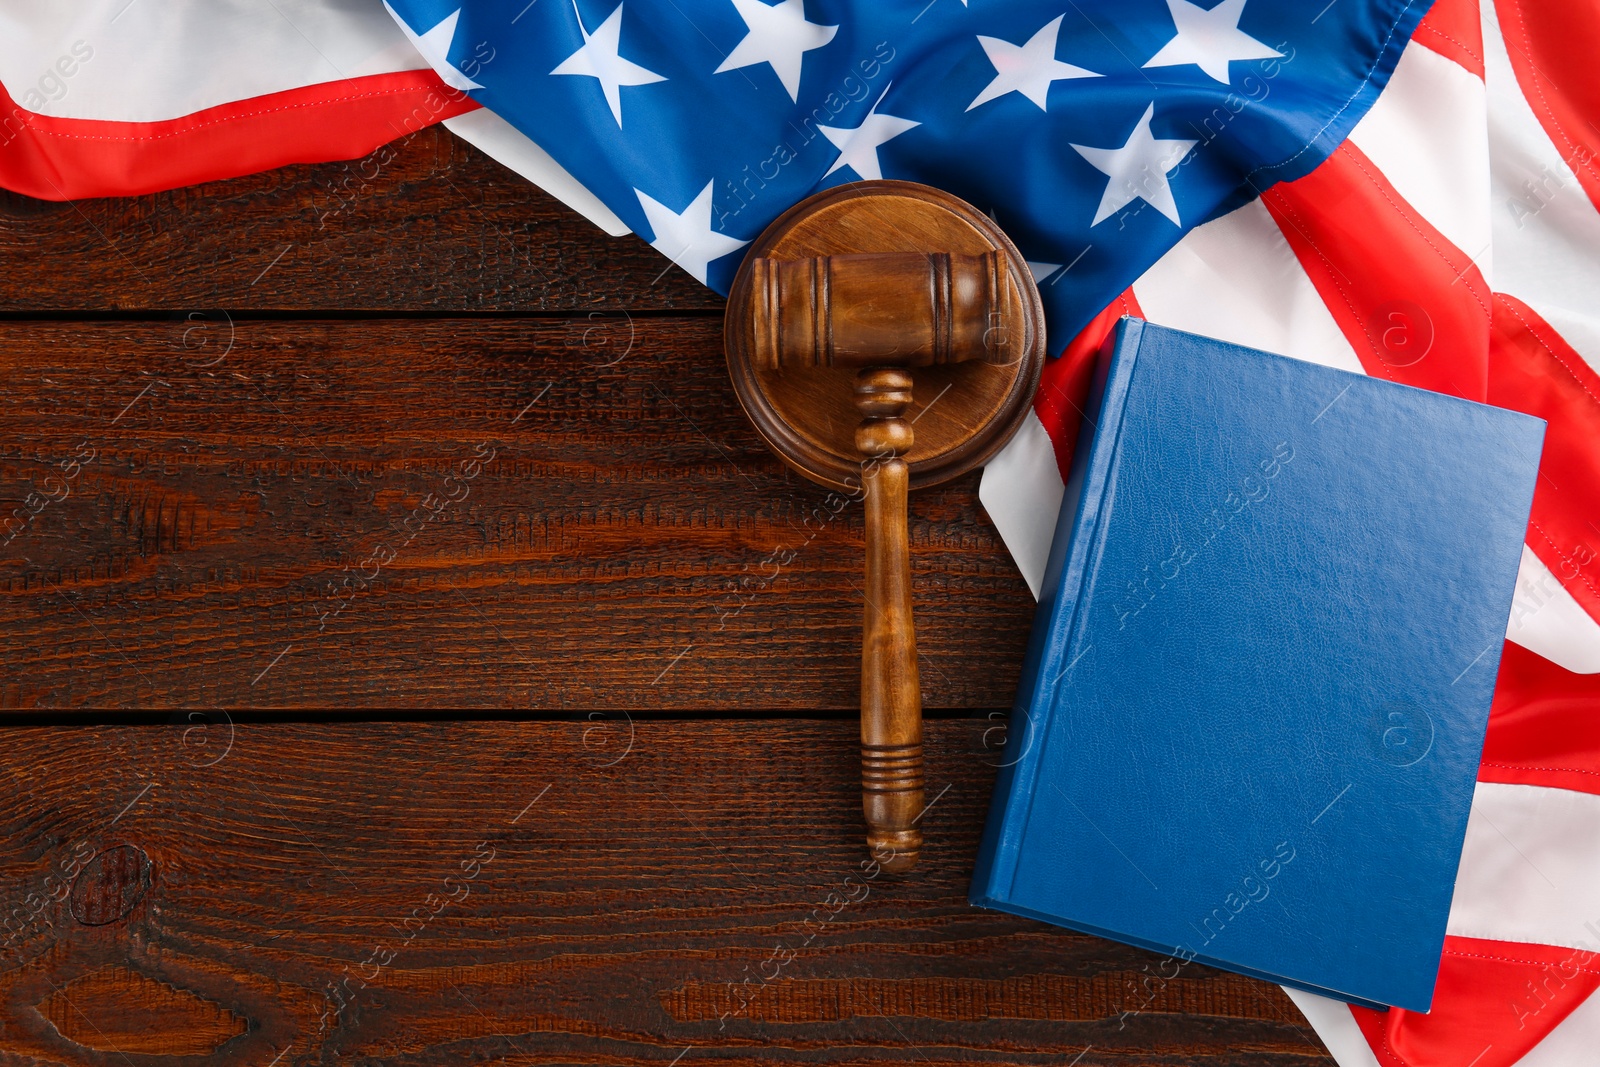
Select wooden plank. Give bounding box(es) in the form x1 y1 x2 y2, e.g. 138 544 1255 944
0 719 1329 1065
0 318 1034 709
0 126 716 313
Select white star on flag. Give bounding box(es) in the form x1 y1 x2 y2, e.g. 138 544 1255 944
635 181 749 284
715 0 838 103
1071 103 1197 226
551 1 666 126
967 15 1099 112
384 3 483 91
819 92 920 182
1143 0 1283 85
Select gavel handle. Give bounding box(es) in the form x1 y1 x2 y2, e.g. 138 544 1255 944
859 450 925 875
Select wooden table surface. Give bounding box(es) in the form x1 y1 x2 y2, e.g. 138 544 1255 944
0 129 1332 1064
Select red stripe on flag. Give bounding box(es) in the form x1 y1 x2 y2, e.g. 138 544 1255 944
1351 935 1600 1067
1494 0 1600 216
1413 0 1485 79
1035 290 1142 477
1483 641 1600 794
1261 140 1492 401
0 71 477 201
1488 293 1600 622
1266 140 1600 628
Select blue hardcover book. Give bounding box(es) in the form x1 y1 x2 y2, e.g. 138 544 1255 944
971 319 1545 1012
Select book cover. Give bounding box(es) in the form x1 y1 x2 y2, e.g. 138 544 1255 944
971 319 1546 1012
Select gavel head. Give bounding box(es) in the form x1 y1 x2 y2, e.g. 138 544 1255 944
723 178 1045 490
750 251 1027 372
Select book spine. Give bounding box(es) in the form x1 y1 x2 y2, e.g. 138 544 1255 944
970 319 1146 906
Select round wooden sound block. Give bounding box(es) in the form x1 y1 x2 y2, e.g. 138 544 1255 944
725 180 1046 492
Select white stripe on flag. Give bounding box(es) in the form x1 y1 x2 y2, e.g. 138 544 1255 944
1448 782 1600 952
0 0 427 123
1348 40 1491 278
1484 0 1600 377
1508 546 1600 674
1131 199 1364 374
978 409 1064 600
1281 988 1382 1067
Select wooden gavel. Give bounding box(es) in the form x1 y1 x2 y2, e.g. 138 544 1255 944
725 181 1044 874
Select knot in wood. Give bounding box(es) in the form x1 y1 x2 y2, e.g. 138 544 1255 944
71 844 152 926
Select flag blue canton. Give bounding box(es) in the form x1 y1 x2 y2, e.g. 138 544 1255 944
387 0 1430 352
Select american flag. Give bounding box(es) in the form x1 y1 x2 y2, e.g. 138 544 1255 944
3 1 1597 1063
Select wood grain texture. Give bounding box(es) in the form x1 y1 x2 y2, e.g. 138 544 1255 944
0 126 715 313
0 719 1330 1066
0 131 1328 1062
0 318 1033 709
